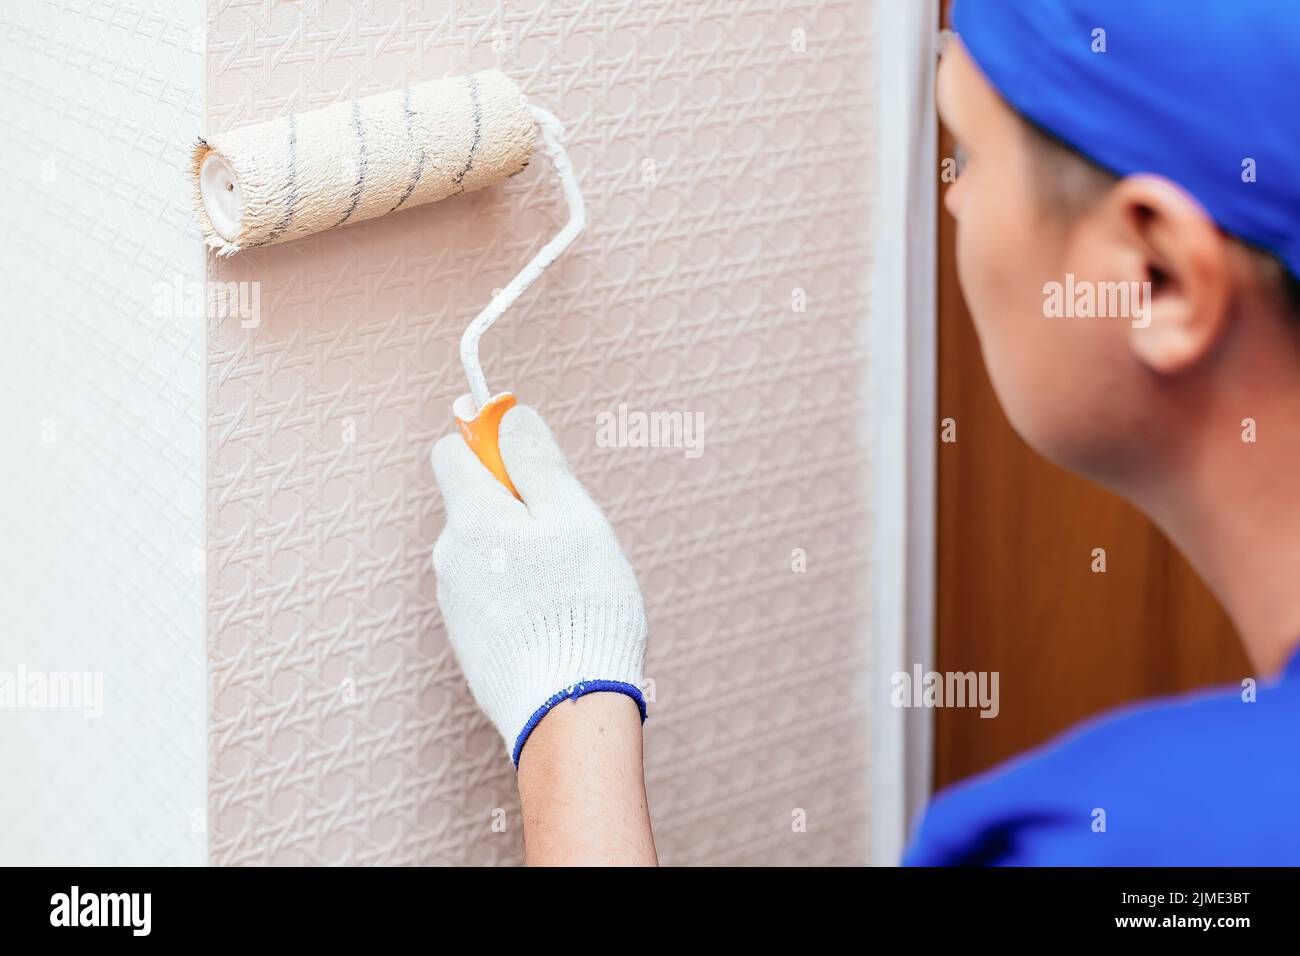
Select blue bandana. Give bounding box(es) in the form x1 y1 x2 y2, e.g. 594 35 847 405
952 0 1300 279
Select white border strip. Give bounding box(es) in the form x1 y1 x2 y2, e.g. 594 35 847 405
869 0 939 866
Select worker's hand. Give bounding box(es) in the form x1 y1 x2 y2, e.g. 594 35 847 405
431 403 648 766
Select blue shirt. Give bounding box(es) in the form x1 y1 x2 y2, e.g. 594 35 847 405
904 648 1300 865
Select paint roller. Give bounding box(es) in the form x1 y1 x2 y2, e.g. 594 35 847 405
191 70 585 498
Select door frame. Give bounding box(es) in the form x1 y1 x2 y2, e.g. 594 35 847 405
868 0 940 865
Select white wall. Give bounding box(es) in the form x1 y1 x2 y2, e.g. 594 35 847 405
204 0 881 865
0 0 935 866
0 0 207 865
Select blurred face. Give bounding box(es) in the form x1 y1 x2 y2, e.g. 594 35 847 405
936 38 1146 478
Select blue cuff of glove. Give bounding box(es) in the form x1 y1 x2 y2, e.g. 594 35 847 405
511 680 648 769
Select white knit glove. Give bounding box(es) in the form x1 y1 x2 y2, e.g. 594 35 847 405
431 403 648 766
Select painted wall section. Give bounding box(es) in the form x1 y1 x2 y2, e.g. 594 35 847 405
0 1 207 865
207 0 876 865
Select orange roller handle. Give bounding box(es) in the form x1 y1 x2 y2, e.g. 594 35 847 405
455 392 520 498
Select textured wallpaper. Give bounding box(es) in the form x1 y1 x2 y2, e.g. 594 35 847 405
206 0 876 865
0 0 207 865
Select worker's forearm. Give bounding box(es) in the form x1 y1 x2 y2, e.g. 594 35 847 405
516 692 658 866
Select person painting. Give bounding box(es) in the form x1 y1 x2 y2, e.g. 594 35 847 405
430 0 1300 864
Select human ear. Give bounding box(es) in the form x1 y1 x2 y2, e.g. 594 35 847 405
1109 174 1232 375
